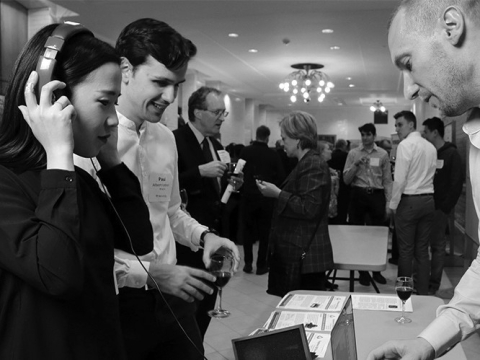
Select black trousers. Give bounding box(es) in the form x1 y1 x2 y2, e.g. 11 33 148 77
349 187 386 226
241 196 274 269
118 288 204 360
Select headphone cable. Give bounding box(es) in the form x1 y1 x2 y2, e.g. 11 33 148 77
90 158 208 360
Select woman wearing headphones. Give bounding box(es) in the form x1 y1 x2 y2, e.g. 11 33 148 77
0 24 153 359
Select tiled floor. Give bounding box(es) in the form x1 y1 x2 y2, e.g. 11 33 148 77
203 243 480 360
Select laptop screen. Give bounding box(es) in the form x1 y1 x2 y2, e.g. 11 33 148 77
232 324 311 360
331 296 357 360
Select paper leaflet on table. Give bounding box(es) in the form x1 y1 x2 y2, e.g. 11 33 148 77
248 328 330 359
351 295 413 312
263 311 339 332
277 294 346 312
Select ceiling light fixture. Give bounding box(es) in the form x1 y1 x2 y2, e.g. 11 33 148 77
322 29 334 34
370 100 386 112
330 46 340 50
228 33 239 37
279 63 334 104
248 48 258 53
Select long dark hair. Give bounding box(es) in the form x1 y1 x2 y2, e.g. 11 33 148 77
0 24 120 172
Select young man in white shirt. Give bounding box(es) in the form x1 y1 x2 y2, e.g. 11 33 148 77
77 18 240 360
390 110 437 296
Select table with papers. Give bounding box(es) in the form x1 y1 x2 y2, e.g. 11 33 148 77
248 291 466 360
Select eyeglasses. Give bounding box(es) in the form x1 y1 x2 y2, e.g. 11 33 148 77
203 109 229 118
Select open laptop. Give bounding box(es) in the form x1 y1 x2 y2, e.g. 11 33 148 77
232 324 312 360
330 296 358 360
231 295 357 360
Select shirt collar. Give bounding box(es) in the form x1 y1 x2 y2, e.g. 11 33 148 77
406 131 422 139
463 107 480 149
187 122 205 145
358 143 378 152
117 110 146 132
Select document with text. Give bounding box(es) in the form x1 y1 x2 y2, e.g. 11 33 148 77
351 295 413 312
264 311 340 332
277 294 346 312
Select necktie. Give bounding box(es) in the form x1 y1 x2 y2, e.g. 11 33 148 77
202 138 220 194
202 138 213 162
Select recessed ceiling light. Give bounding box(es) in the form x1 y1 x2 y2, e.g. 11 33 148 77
330 46 340 50
349 84 355 87
322 29 334 34
346 77 352 80
248 49 258 53
228 33 239 38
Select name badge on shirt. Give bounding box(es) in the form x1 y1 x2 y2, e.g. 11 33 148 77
148 173 173 202
217 150 231 163
436 159 444 169
369 158 380 167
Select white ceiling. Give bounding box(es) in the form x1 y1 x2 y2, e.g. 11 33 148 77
43 0 407 111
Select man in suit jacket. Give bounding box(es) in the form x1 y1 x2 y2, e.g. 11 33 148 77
239 125 285 275
327 139 350 224
173 86 232 336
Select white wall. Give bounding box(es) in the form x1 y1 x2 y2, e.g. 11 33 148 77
221 94 245 146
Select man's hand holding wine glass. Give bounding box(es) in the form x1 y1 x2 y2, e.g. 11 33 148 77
202 233 240 271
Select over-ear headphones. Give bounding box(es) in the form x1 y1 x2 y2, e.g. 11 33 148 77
35 21 93 100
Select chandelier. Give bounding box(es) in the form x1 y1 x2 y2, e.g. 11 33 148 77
279 63 334 103
370 100 386 112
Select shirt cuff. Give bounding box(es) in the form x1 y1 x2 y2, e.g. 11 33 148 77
419 315 462 357
192 226 208 248
389 200 399 210
116 259 150 289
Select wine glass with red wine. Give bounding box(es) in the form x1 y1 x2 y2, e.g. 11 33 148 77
208 251 234 318
395 276 413 324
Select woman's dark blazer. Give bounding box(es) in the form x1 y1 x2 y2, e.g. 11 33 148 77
269 149 334 273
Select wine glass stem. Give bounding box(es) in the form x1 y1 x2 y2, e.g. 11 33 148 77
217 287 223 311
401 300 405 319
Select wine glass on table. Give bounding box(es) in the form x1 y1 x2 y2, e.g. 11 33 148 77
208 250 234 318
395 276 413 324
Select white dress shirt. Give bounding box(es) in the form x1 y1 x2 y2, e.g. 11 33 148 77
75 111 207 288
418 109 480 356
389 131 437 210
343 143 393 202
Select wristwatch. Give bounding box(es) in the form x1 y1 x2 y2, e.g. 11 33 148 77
199 228 218 248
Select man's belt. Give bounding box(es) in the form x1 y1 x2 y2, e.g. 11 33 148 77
401 193 433 197
352 186 383 195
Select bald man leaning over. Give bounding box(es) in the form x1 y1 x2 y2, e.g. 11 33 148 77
368 1 480 359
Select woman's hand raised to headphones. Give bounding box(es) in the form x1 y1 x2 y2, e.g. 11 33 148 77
18 71 76 171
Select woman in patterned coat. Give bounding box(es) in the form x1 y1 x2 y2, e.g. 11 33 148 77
257 111 334 296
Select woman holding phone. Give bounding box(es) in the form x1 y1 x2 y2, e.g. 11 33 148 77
257 111 334 296
0 24 153 359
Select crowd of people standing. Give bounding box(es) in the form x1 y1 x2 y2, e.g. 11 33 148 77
0 0 476 358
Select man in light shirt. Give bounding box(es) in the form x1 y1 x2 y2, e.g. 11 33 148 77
390 110 437 296
77 18 240 360
368 0 480 359
343 123 392 286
